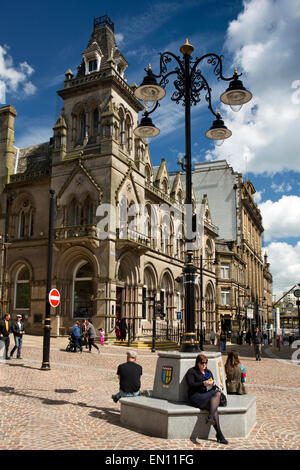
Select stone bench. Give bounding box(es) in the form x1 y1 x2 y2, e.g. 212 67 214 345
120 394 256 439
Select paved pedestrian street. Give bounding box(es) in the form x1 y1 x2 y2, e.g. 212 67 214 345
0 336 299 451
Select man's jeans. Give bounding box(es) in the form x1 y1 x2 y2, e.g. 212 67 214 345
73 336 82 352
254 344 262 360
220 340 226 353
114 390 140 402
10 336 23 358
0 337 10 359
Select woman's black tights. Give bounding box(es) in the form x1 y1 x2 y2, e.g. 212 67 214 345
207 391 223 436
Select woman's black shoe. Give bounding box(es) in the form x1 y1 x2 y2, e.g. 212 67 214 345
216 433 228 445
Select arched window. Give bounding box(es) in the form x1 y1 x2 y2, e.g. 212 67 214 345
73 262 94 318
177 190 183 204
119 109 125 146
161 272 174 322
79 111 86 141
144 267 157 321
14 266 30 309
28 209 34 237
144 205 151 239
68 198 80 226
82 196 95 225
18 211 26 238
92 108 99 136
145 165 151 181
125 115 132 153
162 179 168 194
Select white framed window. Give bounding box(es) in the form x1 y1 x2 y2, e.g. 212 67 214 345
221 288 230 305
14 266 30 309
220 263 230 279
89 59 98 72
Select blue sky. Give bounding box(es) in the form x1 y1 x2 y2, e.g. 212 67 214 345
0 0 300 296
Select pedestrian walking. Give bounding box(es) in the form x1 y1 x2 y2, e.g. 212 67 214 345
98 328 105 346
209 329 216 345
81 319 89 349
219 329 227 354
112 350 143 403
185 354 228 445
224 350 247 395
238 330 244 345
86 320 100 353
120 317 127 341
10 314 25 359
263 332 268 345
252 327 264 361
71 320 82 353
245 329 252 345
115 319 121 341
0 313 13 360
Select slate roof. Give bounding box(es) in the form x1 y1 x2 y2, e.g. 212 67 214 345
76 21 128 78
13 142 51 175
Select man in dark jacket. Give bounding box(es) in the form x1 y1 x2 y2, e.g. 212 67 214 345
10 314 25 359
0 313 13 360
252 327 264 361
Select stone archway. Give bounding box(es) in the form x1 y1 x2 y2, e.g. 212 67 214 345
143 264 158 322
160 270 175 324
205 282 216 334
54 246 100 322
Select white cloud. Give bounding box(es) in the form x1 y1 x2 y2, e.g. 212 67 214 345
265 241 300 298
0 80 5 103
258 195 300 241
254 190 264 203
271 182 293 193
115 33 124 45
205 0 300 174
23 82 37 96
0 44 37 102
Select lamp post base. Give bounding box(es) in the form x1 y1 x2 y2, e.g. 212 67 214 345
180 332 200 353
40 363 51 371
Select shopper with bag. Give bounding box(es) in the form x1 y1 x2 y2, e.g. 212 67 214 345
185 354 228 445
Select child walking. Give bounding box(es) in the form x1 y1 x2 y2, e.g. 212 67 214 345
99 328 105 346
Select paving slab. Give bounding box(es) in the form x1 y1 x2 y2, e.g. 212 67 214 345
0 336 299 450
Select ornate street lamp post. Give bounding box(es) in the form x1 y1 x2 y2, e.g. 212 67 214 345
134 39 252 353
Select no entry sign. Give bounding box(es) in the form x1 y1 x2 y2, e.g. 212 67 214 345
49 288 60 308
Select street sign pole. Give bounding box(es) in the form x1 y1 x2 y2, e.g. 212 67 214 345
41 190 55 371
293 289 300 337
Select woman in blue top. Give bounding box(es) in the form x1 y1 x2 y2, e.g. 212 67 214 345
185 354 228 444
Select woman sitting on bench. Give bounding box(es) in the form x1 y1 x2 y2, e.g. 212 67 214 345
185 354 228 445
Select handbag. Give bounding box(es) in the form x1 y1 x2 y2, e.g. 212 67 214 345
214 385 227 407
219 392 227 407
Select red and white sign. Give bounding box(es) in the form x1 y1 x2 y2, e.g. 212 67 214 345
49 288 60 308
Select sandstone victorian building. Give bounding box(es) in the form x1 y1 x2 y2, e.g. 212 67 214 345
189 161 273 334
0 16 220 338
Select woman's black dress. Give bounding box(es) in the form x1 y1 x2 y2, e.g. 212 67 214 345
185 367 218 409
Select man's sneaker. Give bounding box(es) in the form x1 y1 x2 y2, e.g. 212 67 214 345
112 394 118 403
17 357 23 360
